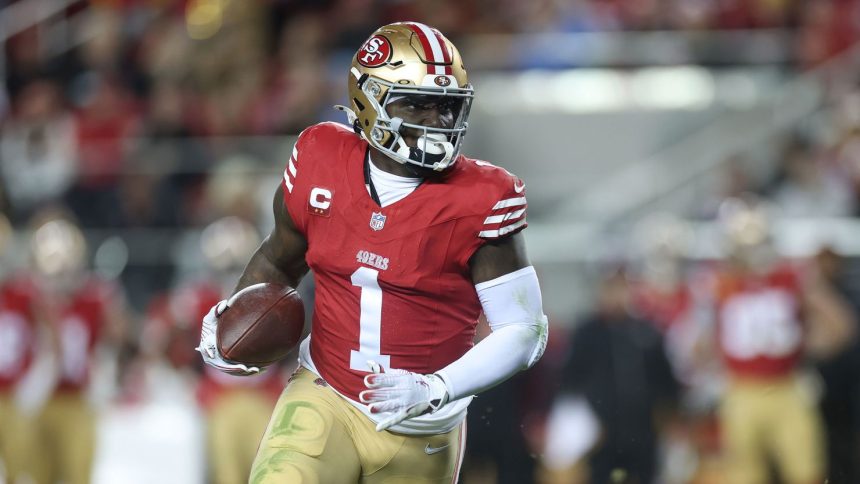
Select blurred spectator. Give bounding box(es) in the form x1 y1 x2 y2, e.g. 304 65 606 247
550 268 680 484
27 210 130 484
257 12 334 134
0 79 77 223
796 0 860 68
135 80 212 225
65 73 140 227
771 141 855 217
111 167 181 311
810 246 860 484
833 124 860 215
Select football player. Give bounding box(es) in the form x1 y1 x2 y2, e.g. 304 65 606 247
0 213 42 483
144 217 284 484
198 22 548 483
709 196 854 484
28 212 129 484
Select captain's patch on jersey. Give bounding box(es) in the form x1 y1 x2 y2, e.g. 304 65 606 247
369 212 387 231
308 187 333 217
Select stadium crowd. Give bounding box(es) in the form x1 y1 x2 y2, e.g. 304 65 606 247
2 1 860 483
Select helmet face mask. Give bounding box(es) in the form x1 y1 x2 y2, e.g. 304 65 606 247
342 22 474 172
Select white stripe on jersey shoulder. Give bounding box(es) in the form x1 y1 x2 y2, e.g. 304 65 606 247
478 218 527 239
492 197 527 210
283 169 294 193
483 208 526 225
284 141 299 193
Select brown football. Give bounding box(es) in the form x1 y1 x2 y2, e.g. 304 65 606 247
216 283 305 366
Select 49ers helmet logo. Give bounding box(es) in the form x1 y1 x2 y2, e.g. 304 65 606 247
434 76 451 87
358 35 392 67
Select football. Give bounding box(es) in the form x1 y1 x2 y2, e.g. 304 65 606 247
216 283 305 366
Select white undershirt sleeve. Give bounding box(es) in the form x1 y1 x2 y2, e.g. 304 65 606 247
435 266 549 401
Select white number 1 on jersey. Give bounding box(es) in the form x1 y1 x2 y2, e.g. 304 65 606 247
350 267 391 371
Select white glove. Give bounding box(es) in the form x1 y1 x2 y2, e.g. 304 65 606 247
196 300 261 376
359 361 450 432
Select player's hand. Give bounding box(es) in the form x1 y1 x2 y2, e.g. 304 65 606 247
196 300 261 376
359 361 449 432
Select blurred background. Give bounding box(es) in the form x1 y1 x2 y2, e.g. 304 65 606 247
2 0 860 483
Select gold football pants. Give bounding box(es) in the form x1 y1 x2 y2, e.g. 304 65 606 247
32 393 96 484
720 374 824 484
251 367 465 484
208 388 276 484
0 392 38 482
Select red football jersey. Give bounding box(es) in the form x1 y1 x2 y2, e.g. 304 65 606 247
144 280 223 369
715 264 804 378
52 277 120 392
0 274 40 390
282 122 527 402
144 280 281 408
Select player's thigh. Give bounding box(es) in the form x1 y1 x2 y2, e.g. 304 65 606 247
38 395 95 484
719 385 768 484
0 395 14 472
233 391 276 461
768 382 824 484
250 370 361 484
57 396 96 484
209 390 274 484
208 394 249 484
0 395 36 479
358 421 466 484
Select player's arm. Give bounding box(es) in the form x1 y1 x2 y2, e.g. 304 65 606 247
801 266 857 359
233 185 310 292
361 232 549 430
103 295 131 349
434 232 547 398
198 185 309 375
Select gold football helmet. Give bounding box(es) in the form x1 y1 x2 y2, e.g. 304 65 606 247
31 217 87 276
717 195 780 272
718 196 771 248
339 22 474 172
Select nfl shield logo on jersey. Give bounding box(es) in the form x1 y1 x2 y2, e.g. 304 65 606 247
369 212 386 231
